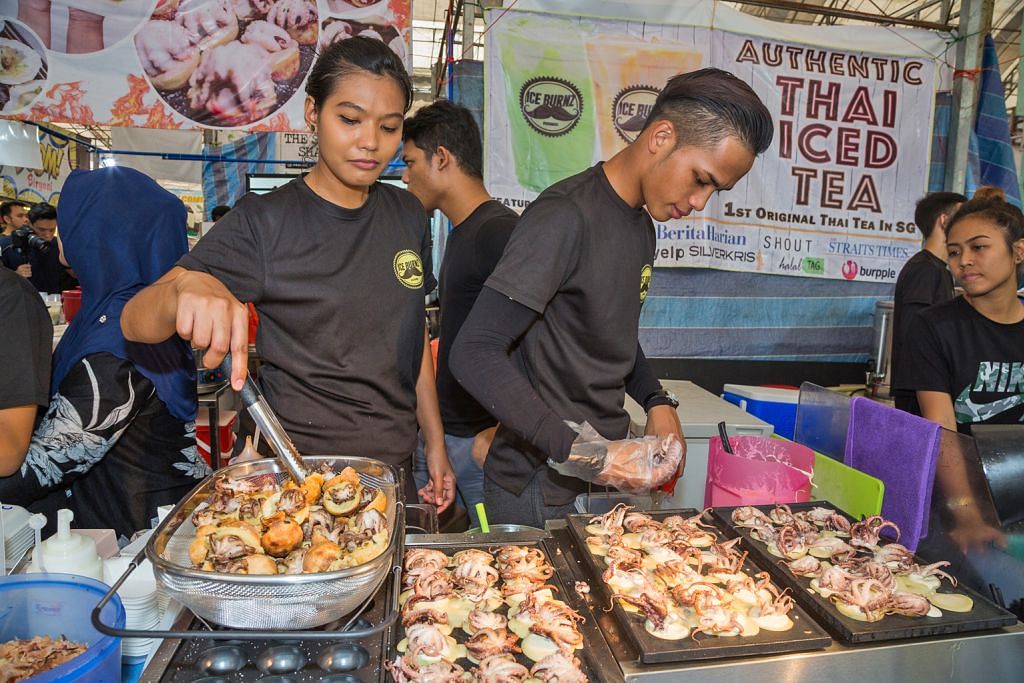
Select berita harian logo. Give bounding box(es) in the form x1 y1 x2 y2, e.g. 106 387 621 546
613 85 659 143
520 77 584 137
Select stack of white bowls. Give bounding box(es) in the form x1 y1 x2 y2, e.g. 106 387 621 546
2 504 34 572
103 556 160 661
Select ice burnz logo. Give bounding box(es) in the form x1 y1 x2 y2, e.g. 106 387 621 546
640 264 653 302
393 250 424 289
613 85 659 143
520 77 584 137
841 259 858 280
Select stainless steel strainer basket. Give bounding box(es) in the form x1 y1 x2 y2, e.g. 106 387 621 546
146 455 402 630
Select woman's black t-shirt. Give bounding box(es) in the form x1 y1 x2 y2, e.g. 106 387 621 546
907 296 1024 433
178 178 435 464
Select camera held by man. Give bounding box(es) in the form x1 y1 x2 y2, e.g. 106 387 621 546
9 225 52 262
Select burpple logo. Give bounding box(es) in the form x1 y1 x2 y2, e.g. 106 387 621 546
613 85 659 143
520 77 584 137
841 259 859 280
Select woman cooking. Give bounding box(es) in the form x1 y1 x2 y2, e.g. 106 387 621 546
121 37 455 511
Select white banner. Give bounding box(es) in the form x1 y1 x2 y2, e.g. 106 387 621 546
484 9 939 283
0 127 74 203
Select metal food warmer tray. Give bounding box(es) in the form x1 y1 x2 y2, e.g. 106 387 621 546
710 501 1018 644
565 509 832 664
394 531 618 682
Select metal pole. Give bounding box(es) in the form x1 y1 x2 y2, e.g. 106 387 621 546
730 0 953 31
462 0 477 60
944 0 994 194
1019 10 1024 202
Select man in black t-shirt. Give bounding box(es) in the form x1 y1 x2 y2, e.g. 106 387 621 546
450 69 774 527
891 191 966 415
402 101 517 527
0 267 53 475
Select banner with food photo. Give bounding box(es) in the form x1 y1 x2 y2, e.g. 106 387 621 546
0 0 410 130
484 5 942 283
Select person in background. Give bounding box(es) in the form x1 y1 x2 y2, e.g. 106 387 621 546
401 100 517 527
911 195 1024 433
121 38 456 512
0 167 209 538
0 267 52 474
211 205 232 222
0 200 29 236
451 68 773 527
909 195 1023 554
890 191 966 415
1 201 32 280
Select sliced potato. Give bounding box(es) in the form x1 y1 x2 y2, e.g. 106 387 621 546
756 613 794 631
522 633 561 662
928 592 974 613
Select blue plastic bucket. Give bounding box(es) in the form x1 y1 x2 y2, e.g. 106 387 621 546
0 573 125 682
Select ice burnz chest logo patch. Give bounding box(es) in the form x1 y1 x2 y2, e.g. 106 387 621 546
640 264 653 302
393 250 424 289
520 76 584 137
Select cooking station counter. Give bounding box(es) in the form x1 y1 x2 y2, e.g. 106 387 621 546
139 522 1023 683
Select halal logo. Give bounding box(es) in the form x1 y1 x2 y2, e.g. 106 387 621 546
520 76 583 137
613 85 659 144
640 264 653 302
393 250 424 289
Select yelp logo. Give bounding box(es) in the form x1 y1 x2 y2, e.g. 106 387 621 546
841 260 858 280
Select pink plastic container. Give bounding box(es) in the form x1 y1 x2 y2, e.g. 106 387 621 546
704 435 814 508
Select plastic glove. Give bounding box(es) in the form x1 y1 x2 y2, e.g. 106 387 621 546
549 421 684 494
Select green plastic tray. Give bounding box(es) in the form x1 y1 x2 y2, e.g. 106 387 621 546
810 451 884 519
768 435 883 519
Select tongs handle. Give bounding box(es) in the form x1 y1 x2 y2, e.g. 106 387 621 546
218 353 308 483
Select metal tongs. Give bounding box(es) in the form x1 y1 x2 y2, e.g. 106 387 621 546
219 353 309 484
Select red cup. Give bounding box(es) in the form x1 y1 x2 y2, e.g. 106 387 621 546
62 288 82 322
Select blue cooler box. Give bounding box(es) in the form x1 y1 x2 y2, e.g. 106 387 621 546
721 384 799 439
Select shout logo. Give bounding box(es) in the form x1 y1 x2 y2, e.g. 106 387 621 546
640 264 653 302
841 260 858 280
393 250 424 289
520 77 583 137
613 85 659 143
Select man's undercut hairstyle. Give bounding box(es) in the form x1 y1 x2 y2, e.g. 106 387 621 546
914 192 967 239
642 68 774 156
403 100 484 180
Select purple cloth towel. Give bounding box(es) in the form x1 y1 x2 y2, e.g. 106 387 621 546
844 397 941 550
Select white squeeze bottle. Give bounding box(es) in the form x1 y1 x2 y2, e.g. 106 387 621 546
28 509 104 581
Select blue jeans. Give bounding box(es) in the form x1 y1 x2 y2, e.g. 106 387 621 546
414 432 485 528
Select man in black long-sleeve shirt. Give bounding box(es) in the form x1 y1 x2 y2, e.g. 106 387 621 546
402 101 517 527
450 69 774 526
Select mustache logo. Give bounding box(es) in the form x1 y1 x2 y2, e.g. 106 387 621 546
612 85 659 144
525 103 579 122
519 76 584 138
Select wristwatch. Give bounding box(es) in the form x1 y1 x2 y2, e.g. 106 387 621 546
643 388 679 412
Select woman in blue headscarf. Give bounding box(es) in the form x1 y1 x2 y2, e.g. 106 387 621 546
0 167 210 537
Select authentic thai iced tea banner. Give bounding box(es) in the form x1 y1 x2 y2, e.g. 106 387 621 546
484 4 944 282
0 0 411 131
